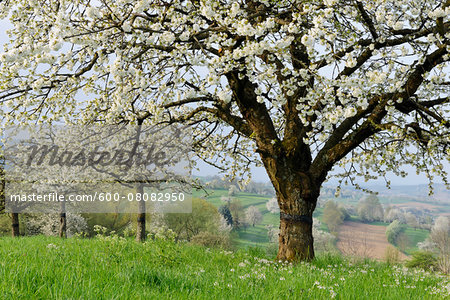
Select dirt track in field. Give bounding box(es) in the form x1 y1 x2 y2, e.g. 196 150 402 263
336 221 408 261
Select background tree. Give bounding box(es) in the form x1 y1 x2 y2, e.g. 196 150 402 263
220 195 232 205
338 203 350 221
228 185 239 197
25 213 87 237
322 200 344 234
430 216 450 273
386 220 403 245
384 207 406 224
229 198 244 229
417 216 449 273
245 205 263 227
357 195 384 222
266 197 280 214
312 218 337 254
164 198 220 242
396 232 410 253
405 212 419 230
218 205 233 226
0 0 449 260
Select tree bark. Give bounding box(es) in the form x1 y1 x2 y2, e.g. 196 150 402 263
11 213 19 237
59 213 67 238
278 204 316 261
136 184 146 242
59 200 67 238
262 156 320 261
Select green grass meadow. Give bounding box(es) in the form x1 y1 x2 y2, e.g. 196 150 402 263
1 236 449 299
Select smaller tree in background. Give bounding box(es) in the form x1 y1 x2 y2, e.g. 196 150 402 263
218 205 233 227
322 201 344 234
386 220 403 245
218 216 232 234
228 185 239 197
337 203 351 221
266 197 280 214
229 198 244 229
384 207 406 224
357 195 384 223
25 213 88 237
430 216 450 273
417 216 450 274
312 218 337 254
396 232 410 253
220 195 232 205
405 212 419 230
245 206 263 227
164 198 220 242
266 224 279 243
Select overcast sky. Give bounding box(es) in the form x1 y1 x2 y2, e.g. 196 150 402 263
192 159 446 186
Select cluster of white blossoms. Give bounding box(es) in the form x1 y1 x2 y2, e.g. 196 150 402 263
0 0 448 184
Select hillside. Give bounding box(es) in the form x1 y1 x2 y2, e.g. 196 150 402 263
0 236 448 299
193 186 440 260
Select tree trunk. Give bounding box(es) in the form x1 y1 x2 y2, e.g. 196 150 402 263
59 200 67 238
277 200 316 261
262 157 321 261
11 213 19 237
136 184 146 242
59 213 67 238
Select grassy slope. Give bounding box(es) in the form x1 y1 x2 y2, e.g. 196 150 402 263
400 227 430 255
193 188 274 248
0 236 448 299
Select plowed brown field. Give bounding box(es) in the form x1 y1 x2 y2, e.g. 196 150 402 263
337 221 408 261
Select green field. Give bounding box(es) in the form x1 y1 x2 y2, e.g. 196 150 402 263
0 236 448 299
399 227 430 255
193 189 329 248
194 188 430 255
194 188 275 248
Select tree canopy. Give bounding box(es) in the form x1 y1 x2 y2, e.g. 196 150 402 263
0 0 448 184
0 0 448 260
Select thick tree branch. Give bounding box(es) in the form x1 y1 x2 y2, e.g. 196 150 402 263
226 71 278 153
355 1 378 40
311 44 449 181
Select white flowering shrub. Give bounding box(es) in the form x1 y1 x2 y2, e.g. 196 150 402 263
266 224 280 243
218 215 233 233
228 185 239 196
384 207 406 224
220 195 232 205
245 206 263 226
26 213 88 237
430 216 450 273
266 197 280 214
417 239 437 252
386 220 403 244
313 227 337 253
148 224 178 242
